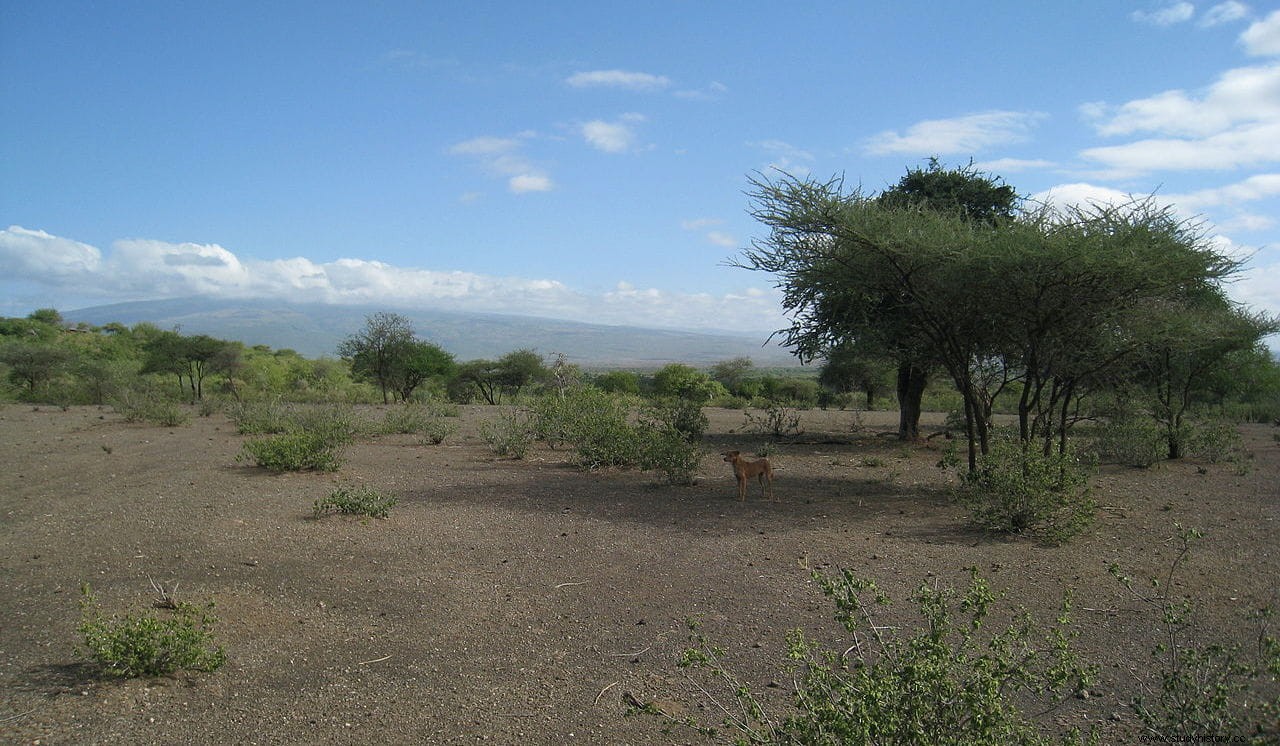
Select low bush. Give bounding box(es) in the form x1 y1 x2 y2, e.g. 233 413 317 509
640 568 1096 744
479 409 533 459
1091 415 1164 468
78 584 226 678
239 430 345 471
1110 526 1280 744
313 484 398 519
742 403 803 439
639 427 703 485
111 387 191 427
226 399 292 434
949 436 1095 544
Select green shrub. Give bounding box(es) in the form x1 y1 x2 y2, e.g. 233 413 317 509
239 430 345 471
78 584 226 678
418 417 457 445
226 399 293 434
643 568 1095 745
1111 526 1280 744
645 396 709 441
743 403 804 439
479 409 533 459
952 436 1094 543
111 387 191 427
1091 415 1164 467
1184 419 1248 465
639 427 703 485
314 484 397 519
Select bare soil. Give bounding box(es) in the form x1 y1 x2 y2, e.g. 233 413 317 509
1 404 1277 745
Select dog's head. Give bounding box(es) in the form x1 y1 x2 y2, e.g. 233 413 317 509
721 450 740 462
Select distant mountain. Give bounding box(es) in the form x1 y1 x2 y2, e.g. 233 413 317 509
65 298 800 368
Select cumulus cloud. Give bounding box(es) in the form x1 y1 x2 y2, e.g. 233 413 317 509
581 115 646 153
1081 120 1280 173
862 111 1045 156
0 226 102 279
1078 57 1280 176
508 174 553 193
1201 1 1250 27
448 132 552 194
1085 63 1280 138
1242 9 1280 55
565 69 671 91
1131 2 1195 26
0 227 787 333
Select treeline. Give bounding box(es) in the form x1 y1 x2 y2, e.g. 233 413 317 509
0 308 824 410
744 160 1280 467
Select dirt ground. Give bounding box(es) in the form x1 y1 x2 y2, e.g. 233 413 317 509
0 403 1276 745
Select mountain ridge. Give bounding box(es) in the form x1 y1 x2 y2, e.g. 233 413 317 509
64 298 799 368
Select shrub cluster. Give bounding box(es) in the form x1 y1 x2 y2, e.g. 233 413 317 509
78 584 226 678
236 404 361 471
644 569 1095 745
948 436 1095 543
313 484 398 519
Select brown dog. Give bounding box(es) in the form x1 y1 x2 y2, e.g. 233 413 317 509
722 450 775 501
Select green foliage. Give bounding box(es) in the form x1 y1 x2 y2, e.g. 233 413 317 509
743 403 804 439
952 436 1094 543
1110 527 1280 744
479 409 534 459
1090 414 1165 468
644 396 709 442
637 425 703 485
650 363 722 403
593 370 640 395
226 399 293 434
111 385 191 427
78 584 226 678
1184 419 1249 467
240 429 346 471
313 484 398 519
649 569 1095 745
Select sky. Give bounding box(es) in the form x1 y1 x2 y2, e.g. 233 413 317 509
2 1 1280 342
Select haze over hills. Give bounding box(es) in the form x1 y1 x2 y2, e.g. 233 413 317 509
65 298 800 369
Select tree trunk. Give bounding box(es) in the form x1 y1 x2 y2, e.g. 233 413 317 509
896 362 927 440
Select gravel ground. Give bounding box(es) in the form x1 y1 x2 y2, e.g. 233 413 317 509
1 403 1276 744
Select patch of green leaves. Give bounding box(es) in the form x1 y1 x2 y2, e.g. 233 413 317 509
313 484 398 519
78 584 226 678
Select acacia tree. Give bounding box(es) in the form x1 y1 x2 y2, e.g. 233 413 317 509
741 168 1251 471
337 312 416 404
388 340 455 402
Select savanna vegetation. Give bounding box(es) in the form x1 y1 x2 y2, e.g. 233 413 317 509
4 162 1280 743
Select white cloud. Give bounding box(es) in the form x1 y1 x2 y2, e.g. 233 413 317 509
581 118 637 153
705 231 737 248
0 226 102 279
508 174 553 193
1201 2 1250 27
674 81 729 101
750 139 815 175
1164 173 1280 211
1242 9 1280 55
1029 183 1141 213
1085 63 1280 138
0 227 788 333
449 132 551 194
974 157 1057 173
565 69 671 91
1131 2 1195 26
863 111 1045 156
680 217 723 231
1080 120 1280 173
447 136 521 156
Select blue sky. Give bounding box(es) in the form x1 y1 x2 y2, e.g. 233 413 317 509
3 1 1279 340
